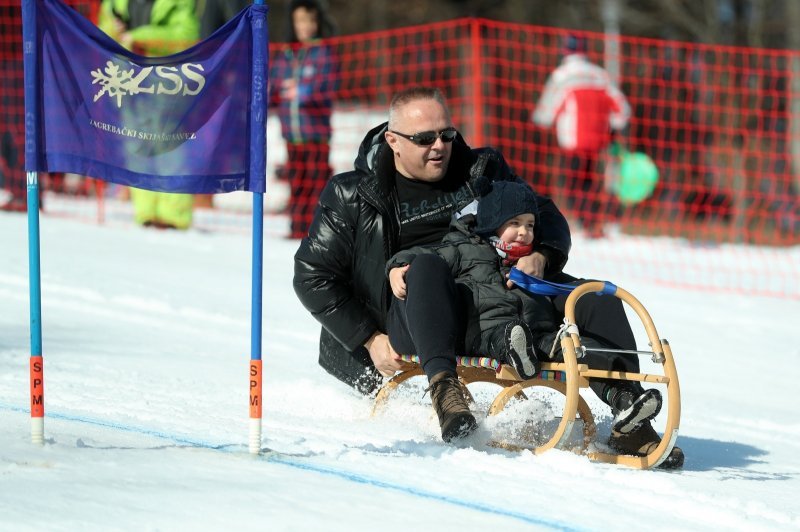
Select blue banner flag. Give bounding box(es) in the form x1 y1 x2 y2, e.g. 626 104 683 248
23 0 268 193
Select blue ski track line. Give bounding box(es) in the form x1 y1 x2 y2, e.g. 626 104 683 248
1 403 584 531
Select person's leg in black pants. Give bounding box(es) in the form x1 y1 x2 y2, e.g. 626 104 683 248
385 253 476 441
386 253 464 381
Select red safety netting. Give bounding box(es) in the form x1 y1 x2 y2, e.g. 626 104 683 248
1 0 100 211
1 6 797 297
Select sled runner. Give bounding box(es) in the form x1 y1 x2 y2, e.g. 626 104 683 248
372 280 681 470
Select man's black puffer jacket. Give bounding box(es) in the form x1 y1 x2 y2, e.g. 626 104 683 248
293 122 572 393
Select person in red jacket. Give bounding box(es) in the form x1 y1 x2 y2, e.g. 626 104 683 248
533 34 630 239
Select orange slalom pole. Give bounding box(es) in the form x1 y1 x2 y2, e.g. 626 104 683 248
30 355 44 444
249 359 262 453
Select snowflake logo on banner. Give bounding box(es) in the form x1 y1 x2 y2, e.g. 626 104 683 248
91 60 172 108
91 61 138 108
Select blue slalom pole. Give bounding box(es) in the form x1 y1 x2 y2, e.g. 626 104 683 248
250 192 264 360
248 0 268 454
251 0 266 364
249 191 264 454
251 193 264 363
26 176 42 360
22 0 44 445
27 173 45 444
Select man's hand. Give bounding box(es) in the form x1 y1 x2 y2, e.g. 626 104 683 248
507 251 547 288
388 265 410 300
364 332 406 377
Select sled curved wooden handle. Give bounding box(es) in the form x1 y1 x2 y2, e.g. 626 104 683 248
562 281 681 469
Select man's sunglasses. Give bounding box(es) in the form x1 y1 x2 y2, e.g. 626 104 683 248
389 127 458 146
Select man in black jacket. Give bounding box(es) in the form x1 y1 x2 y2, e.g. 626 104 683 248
294 87 569 440
295 86 568 376
293 86 683 466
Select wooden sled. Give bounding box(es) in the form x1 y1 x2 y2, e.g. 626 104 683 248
372 281 681 470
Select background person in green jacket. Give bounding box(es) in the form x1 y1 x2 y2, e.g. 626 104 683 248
98 0 199 230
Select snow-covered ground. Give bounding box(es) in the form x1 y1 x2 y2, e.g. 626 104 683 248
1 211 799 531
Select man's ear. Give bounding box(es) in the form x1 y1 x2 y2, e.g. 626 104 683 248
385 131 399 153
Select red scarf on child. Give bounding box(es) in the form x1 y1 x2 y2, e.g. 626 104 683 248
490 237 533 266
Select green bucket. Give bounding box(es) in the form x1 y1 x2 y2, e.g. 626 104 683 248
612 146 659 205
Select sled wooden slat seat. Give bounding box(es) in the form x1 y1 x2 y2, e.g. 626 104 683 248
371 281 681 470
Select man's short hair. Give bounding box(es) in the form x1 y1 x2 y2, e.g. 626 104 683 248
388 86 450 128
